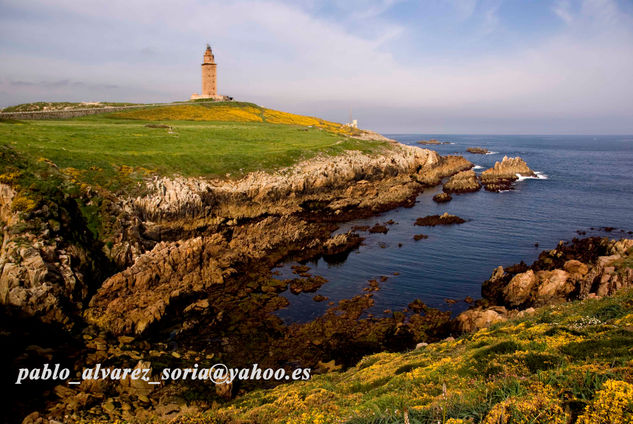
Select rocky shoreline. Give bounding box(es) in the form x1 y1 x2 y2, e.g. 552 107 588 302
456 237 633 333
0 137 559 423
1 141 477 422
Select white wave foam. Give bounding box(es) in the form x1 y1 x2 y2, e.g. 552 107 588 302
473 165 483 170
485 151 499 155
516 171 548 181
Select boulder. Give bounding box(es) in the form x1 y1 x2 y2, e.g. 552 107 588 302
502 270 536 307
455 307 508 333
534 269 571 304
563 260 588 277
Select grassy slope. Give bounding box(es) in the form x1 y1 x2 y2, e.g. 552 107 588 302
0 102 389 191
190 290 633 424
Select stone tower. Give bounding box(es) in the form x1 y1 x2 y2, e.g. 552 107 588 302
201 44 217 97
191 44 223 100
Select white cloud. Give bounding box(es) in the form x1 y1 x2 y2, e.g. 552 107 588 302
1 0 632 133
553 0 574 24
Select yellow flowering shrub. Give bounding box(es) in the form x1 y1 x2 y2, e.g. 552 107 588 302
111 104 263 122
577 380 633 424
0 170 21 184
482 383 567 424
11 193 37 212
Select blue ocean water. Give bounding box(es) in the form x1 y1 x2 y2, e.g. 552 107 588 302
275 135 633 323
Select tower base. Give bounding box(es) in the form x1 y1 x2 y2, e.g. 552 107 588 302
190 93 227 101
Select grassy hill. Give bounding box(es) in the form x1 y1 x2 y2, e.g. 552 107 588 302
184 289 633 424
0 102 389 191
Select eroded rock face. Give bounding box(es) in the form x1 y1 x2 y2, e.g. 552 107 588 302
0 183 109 328
415 155 473 186
443 170 481 193
480 156 536 192
131 145 440 223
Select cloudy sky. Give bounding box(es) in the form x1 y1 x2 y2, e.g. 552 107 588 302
1 0 632 134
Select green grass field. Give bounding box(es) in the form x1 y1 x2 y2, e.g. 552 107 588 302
0 103 389 191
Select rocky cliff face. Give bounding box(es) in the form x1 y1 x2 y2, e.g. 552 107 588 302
83 145 479 337
1 143 471 336
0 182 112 328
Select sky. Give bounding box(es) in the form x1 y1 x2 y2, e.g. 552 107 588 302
1 0 632 134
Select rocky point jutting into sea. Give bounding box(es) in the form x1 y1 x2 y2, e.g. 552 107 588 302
4 131 629 423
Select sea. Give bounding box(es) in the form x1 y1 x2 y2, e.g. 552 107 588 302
275 134 633 323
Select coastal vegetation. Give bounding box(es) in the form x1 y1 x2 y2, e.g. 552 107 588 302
182 288 633 424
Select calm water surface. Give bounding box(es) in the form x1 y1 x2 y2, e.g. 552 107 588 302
275 135 633 322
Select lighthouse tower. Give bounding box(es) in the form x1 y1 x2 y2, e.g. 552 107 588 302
191 44 223 100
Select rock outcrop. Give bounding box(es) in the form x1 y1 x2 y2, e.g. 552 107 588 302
415 155 473 186
443 170 481 193
414 213 466 227
466 147 489 154
480 156 536 191
432 192 452 203
456 237 633 333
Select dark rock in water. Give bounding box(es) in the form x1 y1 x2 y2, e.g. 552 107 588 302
443 170 481 193
464 296 474 304
433 192 452 203
351 225 370 232
414 213 466 226
288 275 328 294
466 147 490 154
291 264 311 274
408 299 426 312
445 298 457 304
379 276 389 282
413 234 429 241
368 223 388 234
313 294 328 302
480 156 536 192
